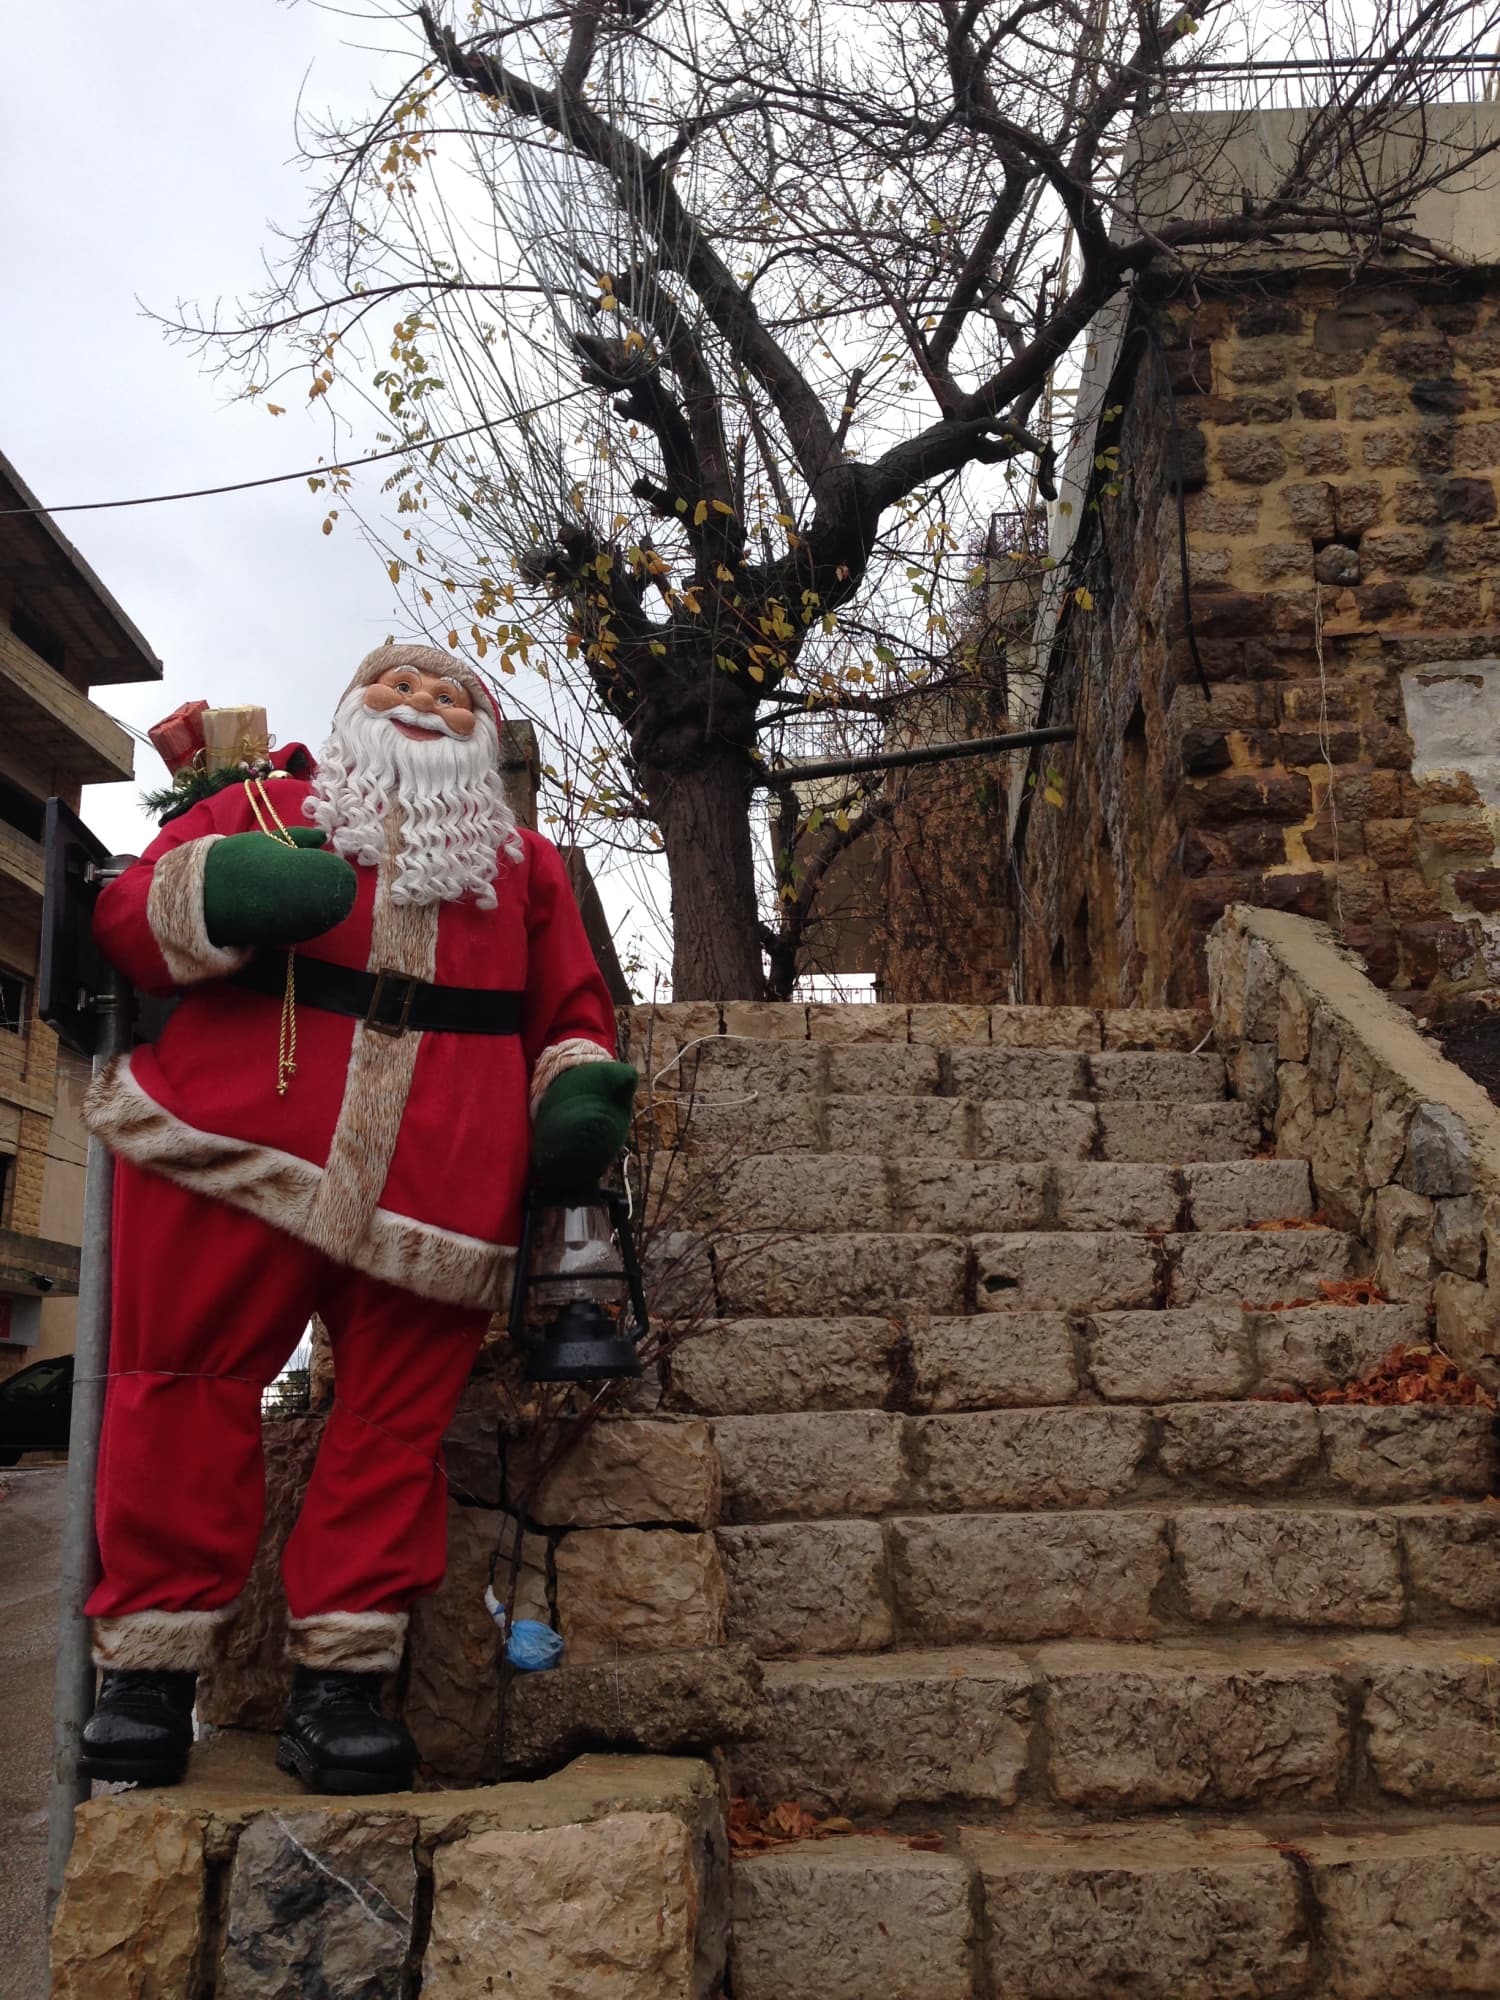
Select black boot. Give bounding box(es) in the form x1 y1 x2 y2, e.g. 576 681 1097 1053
79 1670 196 1786
276 1668 416 1795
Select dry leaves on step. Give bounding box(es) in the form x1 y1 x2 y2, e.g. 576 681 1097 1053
1302 1342 1496 1410
728 1797 943 1856
1254 1277 1389 1311
1245 1212 1332 1232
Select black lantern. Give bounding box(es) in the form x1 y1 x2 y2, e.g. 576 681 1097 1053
509 1187 648 1383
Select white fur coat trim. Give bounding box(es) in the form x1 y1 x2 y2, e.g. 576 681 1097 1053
86 1057 514 1311
287 1609 408 1674
146 836 250 986
92 1603 237 1672
529 1036 615 1119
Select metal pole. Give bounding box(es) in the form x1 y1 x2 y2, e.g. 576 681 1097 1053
44 969 130 1926
760 724 1076 788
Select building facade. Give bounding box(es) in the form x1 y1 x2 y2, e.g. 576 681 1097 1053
0 450 160 1375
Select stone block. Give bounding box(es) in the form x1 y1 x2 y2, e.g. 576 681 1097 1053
1169 1229 1356 1306
895 1161 1048 1233
1096 1100 1259 1163
975 1232 1158 1312
730 1842 978 2000
949 1048 1087 1098
1357 1637 1500 1801
719 1519 893 1654
806 1002 908 1043
907 1003 988 1044
990 1005 1100 1048
825 1046 942 1093
964 1821 1310 2000
723 1001 809 1041
734 1649 1032 1814
511 1418 720 1528
51 1800 211 2000
712 1232 968 1317
1320 1405 1493 1500
198 1414 322 1730
1371 1183 1435 1301
1175 1508 1404 1628
1089 1307 1253 1401
1102 1008 1212 1050
1401 1101 1476 1196
425 1812 704 2000
555 1528 727 1662
1182 1159 1314 1231
631 1004 722 1084
712 1410 906 1522
1433 1191 1486 1277
827 1094 969 1158
1219 433 1287 482
974 1099 1098 1161
666 1317 896 1416
1157 1402 1322 1492
1283 479 1337 537
706 1152 892 1233
682 1092 822 1154
503 1644 764 1771
1053 1163 1178 1231
1041 1640 1347 1807
1400 1503 1500 1617
890 1511 1168 1642
1248 1301 1428 1394
1310 1826 1500 1998
911 1407 1150 1509
688 1039 823 1095
1089 1051 1228 1100
909 1311 1081 1409
220 1810 418 2000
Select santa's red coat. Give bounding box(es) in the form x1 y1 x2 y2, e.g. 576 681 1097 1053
87 772 616 1310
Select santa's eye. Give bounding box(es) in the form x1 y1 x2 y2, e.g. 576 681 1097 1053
437 692 454 705
394 680 413 694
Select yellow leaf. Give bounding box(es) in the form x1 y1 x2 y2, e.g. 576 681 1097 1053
834 809 850 832
773 512 795 528
266 403 285 416
693 500 709 526
716 564 735 581
387 560 401 584
1043 785 1065 808
1074 586 1094 611
747 663 764 682
711 499 735 516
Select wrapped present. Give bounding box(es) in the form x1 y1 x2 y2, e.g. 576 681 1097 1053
147 699 209 777
201 705 271 774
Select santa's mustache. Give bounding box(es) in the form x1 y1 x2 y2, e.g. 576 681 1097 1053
377 703 465 739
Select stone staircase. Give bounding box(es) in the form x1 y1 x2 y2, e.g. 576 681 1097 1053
650 1004 1500 2000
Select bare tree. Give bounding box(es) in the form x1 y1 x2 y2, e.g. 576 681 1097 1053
195 0 1500 999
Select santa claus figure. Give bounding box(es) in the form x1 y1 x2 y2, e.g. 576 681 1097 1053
78 644 634 1794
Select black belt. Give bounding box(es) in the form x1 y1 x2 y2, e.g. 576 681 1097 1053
232 952 524 1037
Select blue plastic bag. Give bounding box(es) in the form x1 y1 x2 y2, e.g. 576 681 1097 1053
506 1618 565 1672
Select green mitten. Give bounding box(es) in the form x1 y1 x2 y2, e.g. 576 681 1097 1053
202 829 358 947
531 1061 638 1200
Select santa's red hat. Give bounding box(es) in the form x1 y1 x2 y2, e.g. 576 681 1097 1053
344 643 504 749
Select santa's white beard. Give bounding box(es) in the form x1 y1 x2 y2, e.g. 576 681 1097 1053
304 693 521 908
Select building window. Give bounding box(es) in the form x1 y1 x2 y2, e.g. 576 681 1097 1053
0 969 28 1036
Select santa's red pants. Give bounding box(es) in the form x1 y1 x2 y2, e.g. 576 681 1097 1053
87 1163 488 1673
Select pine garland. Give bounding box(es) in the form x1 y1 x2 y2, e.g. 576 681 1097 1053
141 747 314 825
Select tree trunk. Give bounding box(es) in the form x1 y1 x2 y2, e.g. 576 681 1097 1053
647 750 765 1001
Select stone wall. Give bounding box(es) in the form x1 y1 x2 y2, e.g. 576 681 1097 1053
1016 267 1500 1015
51 1738 726 2000
1208 902 1500 1391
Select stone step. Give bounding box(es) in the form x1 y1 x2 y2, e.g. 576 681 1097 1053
717 1502 1498 1654
664 1302 1429 1414
632 1002 1211 1070
709 1402 1493 1522
708 1227 1360 1317
728 1816 1500 2000
668 1039 1228 1104
692 1155 1312 1234
728 1630 1500 1816
678 1092 1260 1162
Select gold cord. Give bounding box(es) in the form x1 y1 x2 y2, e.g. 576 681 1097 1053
242 777 300 1096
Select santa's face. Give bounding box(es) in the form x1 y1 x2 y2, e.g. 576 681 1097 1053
363 664 478 741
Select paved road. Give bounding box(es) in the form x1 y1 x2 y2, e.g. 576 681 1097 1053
0 1464 66 2000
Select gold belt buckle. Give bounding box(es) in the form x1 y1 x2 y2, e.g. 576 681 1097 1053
366 968 418 1036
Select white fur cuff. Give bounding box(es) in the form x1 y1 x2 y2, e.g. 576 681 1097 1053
92 1604 237 1672
529 1036 615 1119
147 836 251 986
287 1610 409 1674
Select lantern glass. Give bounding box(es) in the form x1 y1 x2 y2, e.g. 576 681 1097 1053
511 1188 648 1383
528 1203 625 1319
